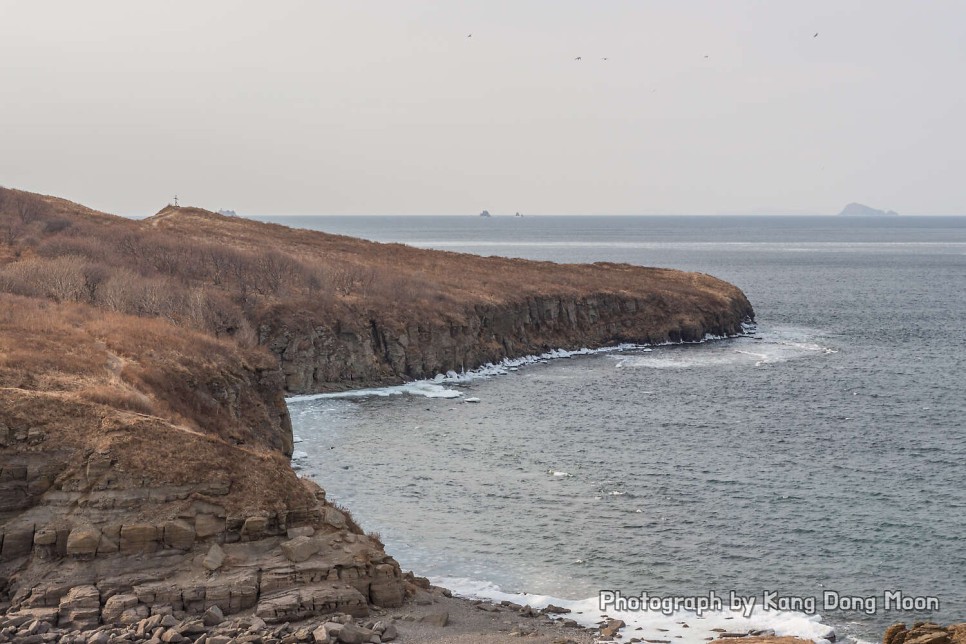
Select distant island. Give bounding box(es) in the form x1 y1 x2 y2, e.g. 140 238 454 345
479 209 491 217
838 202 899 217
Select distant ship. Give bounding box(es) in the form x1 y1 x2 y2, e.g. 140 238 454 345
217 209 237 217
479 210 491 217
515 212 523 217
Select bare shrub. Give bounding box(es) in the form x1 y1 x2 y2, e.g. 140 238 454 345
81 384 157 416
333 502 364 534
330 264 375 297
15 196 40 224
37 235 110 261
0 220 25 246
82 263 111 302
43 218 71 234
0 255 89 302
96 271 184 321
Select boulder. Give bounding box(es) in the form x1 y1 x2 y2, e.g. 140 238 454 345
256 584 368 623
381 623 398 642
162 520 196 550
119 605 149 625
203 604 224 626
241 516 269 537
287 526 315 539
368 563 404 608
202 543 226 571
314 622 343 643
194 513 224 538
324 507 346 529
66 527 101 558
119 523 159 554
420 611 449 627
160 627 185 642
101 593 139 624
280 535 321 563
906 634 950 644
601 619 626 638
96 533 119 555
57 585 101 630
336 622 375 644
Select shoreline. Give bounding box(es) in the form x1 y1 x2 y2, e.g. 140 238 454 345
0 579 830 643
285 326 756 403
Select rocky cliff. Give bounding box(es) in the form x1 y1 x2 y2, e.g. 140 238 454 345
264 288 752 393
0 187 754 635
0 295 406 632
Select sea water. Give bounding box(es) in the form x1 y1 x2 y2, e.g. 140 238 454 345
262 215 966 643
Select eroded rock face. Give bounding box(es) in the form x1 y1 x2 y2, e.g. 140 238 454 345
0 469 405 629
263 291 755 393
0 307 405 631
883 622 966 644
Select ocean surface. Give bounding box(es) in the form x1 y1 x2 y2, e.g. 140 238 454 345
256 215 966 643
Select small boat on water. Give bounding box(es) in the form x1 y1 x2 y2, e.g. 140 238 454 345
479 210 491 217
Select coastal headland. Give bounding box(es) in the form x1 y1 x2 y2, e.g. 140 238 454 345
0 186 765 641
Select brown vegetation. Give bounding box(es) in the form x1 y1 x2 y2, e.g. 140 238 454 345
0 186 753 392
0 293 299 514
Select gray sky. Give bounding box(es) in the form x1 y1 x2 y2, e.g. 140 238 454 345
1 1 964 216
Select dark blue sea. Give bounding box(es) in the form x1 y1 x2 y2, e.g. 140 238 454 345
256 215 966 643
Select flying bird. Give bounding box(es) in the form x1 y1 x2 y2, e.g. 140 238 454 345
602 57 608 61
813 32 819 38
575 56 582 61
467 34 472 38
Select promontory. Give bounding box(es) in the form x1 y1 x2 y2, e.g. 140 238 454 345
0 187 753 639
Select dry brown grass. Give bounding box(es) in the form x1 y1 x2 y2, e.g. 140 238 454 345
0 291 311 515
0 188 748 344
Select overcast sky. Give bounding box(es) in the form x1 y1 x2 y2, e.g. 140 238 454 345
1 1 964 216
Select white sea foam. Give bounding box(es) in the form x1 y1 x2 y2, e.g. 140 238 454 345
290 449 309 470
432 577 838 644
284 341 700 402
286 382 463 402
615 332 836 370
